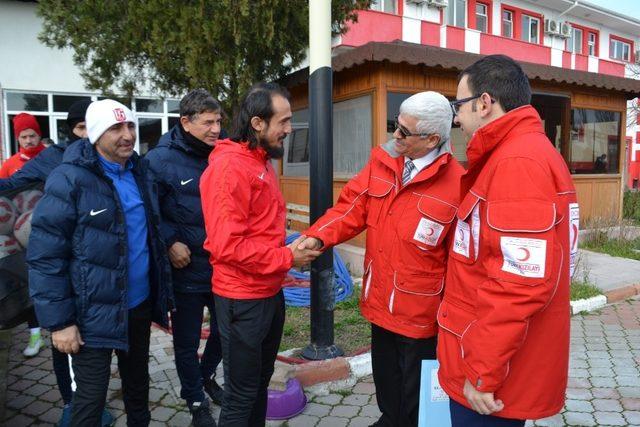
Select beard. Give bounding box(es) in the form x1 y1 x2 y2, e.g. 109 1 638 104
259 138 285 159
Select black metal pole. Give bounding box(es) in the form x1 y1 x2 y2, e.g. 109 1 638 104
302 0 343 360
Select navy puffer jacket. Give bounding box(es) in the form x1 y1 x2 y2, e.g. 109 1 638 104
27 139 173 351
0 142 67 193
146 125 216 293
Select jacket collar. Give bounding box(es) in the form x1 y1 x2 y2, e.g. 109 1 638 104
209 138 269 164
63 138 140 176
372 144 452 186
465 105 544 170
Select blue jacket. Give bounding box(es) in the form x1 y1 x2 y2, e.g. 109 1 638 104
0 142 67 194
27 139 173 351
146 125 214 293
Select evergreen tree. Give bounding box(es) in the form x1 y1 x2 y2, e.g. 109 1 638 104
37 0 371 112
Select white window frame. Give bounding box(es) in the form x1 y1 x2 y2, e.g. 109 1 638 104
588 32 597 56
521 15 540 44
610 38 631 62
370 0 397 14
475 3 488 33
568 27 583 54
447 0 467 28
502 10 513 38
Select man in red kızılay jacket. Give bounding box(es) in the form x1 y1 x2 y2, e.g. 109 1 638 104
439 55 579 426
0 113 46 178
298 92 464 427
200 82 321 426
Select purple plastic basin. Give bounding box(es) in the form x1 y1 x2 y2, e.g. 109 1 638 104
266 378 307 420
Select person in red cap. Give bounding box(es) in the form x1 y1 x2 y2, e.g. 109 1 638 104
0 113 46 178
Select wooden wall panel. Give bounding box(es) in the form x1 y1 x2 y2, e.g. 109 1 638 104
572 176 622 224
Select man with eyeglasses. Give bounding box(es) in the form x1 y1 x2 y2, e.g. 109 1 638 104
296 92 463 427
437 55 577 426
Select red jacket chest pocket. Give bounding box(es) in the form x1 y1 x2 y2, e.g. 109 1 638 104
366 175 395 227
402 193 457 251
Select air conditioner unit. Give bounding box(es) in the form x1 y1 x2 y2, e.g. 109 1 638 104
407 0 428 4
425 0 448 8
559 22 572 38
544 19 560 35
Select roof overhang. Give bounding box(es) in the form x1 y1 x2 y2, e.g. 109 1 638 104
281 41 640 100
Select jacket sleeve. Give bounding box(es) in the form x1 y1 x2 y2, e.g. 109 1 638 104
26 169 78 331
0 147 55 193
460 158 560 393
304 161 371 248
201 161 293 275
146 151 179 247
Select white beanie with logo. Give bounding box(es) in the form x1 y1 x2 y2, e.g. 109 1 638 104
86 99 136 144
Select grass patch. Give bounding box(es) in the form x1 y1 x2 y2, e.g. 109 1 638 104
570 280 602 301
580 231 640 261
279 292 370 356
623 190 640 224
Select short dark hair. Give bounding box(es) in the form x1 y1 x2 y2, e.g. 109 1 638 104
231 82 290 149
179 89 221 120
460 55 531 112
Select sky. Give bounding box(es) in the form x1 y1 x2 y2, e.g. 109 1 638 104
584 0 640 20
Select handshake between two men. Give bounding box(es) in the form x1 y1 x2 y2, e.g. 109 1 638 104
286 235 324 268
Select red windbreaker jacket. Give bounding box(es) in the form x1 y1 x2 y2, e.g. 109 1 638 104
200 139 293 299
305 146 463 339
437 106 578 420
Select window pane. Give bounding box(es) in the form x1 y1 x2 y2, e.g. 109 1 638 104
530 18 539 43
98 96 131 108
569 109 620 174
167 100 180 114
455 0 466 27
6 92 48 112
135 98 163 113
521 16 530 42
623 43 630 60
53 95 92 113
138 118 162 156
610 40 617 59
574 29 583 54
384 0 396 13
477 16 487 33
333 95 372 177
287 128 309 163
387 92 412 140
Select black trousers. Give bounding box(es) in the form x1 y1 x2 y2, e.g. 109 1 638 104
371 323 437 427
214 291 285 427
450 399 525 427
70 299 152 427
172 291 222 405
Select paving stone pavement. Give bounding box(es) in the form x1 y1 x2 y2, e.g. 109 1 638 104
1 296 638 426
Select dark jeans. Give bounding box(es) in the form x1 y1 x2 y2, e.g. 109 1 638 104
172 291 222 405
70 299 152 427
450 399 525 427
52 338 73 404
215 291 285 427
371 323 437 427
27 307 39 329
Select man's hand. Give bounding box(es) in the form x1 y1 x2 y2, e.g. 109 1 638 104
463 379 504 415
288 235 322 268
169 241 191 269
52 325 84 354
297 236 323 251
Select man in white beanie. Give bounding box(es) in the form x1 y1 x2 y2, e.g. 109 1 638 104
28 99 174 426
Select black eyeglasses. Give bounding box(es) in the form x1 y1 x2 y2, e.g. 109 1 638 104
394 117 430 139
450 94 495 116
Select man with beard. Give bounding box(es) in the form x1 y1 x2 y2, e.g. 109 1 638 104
146 89 224 427
200 82 321 426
